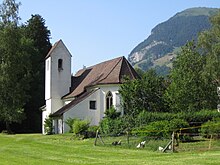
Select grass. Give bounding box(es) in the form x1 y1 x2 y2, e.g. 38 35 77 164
0 133 220 165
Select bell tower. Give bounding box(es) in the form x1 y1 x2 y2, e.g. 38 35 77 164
42 40 72 134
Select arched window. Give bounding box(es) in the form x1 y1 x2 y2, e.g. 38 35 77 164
106 91 113 110
58 59 63 71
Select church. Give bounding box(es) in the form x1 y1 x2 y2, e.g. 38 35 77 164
42 40 138 134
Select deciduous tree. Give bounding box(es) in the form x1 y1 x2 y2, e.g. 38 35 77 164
0 0 32 133
120 69 167 117
164 42 207 112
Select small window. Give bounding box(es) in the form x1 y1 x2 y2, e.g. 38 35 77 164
58 59 63 71
89 101 96 110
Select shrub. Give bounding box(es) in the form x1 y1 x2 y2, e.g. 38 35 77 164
135 111 177 127
44 115 53 135
99 117 126 136
133 120 170 138
168 119 192 142
105 106 121 119
179 109 220 123
135 109 220 128
132 119 189 139
65 117 76 133
88 125 99 133
168 119 189 132
73 119 90 135
200 118 220 139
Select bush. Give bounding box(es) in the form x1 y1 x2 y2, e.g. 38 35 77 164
84 125 99 138
168 119 189 132
104 106 121 119
135 111 177 127
135 109 220 128
133 120 170 138
99 117 126 136
44 115 53 135
200 118 220 139
73 119 90 135
179 109 220 123
65 118 76 133
132 119 189 139
88 125 99 133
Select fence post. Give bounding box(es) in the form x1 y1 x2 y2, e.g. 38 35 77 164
208 134 213 150
94 129 99 146
126 131 130 146
171 131 175 152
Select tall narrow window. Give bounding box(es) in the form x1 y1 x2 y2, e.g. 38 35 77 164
106 91 113 110
58 59 63 71
47 60 49 71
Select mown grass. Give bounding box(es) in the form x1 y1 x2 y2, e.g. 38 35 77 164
0 133 220 165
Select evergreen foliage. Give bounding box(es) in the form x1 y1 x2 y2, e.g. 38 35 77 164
22 14 51 132
44 115 53 135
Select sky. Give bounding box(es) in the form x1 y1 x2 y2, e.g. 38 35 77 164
18 0 220 73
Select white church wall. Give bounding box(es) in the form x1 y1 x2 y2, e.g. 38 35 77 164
43 40 72 134
50 43 71 101
99 84 121 111
45 57 51 100
63 89 101 133
62 85 122 133
42 99 52 134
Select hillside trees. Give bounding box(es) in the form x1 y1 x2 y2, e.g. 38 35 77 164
0 0 33 133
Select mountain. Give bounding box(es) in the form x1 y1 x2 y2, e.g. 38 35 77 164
128 7 219 75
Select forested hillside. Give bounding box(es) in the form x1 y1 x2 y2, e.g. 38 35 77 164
129 7 219 75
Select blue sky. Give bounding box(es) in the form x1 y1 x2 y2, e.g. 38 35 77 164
18 0 220 73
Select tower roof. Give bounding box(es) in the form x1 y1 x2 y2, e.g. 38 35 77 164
45 39 72 59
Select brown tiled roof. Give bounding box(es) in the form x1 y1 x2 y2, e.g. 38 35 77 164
51 89 99 117
63 56 139 99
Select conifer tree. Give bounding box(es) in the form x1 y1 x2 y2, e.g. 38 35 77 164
22 14 52 132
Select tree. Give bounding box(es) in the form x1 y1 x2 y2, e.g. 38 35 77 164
0 0 21 26
164 41 207 112
0 0 32 133
120 69 167 117
198 11 220 109
0 27 33 133
25 14 51 56
22 14 51 132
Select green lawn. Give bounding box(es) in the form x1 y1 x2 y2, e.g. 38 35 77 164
0 133 220 165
